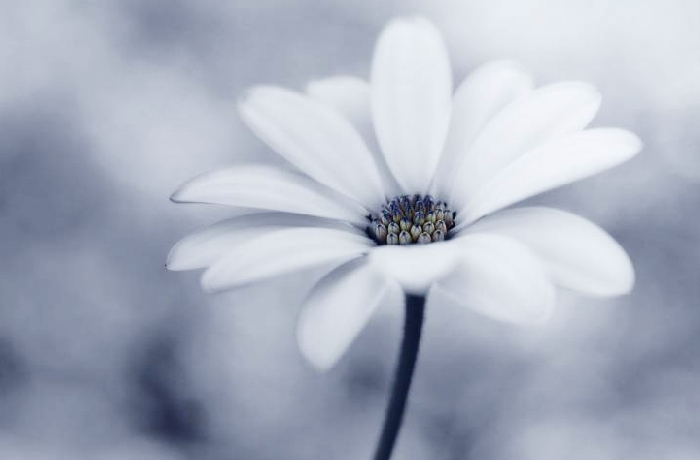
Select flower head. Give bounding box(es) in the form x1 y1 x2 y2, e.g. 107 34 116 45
168 18 641 370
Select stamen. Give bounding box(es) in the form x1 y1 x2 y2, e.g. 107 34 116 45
366 194 456 245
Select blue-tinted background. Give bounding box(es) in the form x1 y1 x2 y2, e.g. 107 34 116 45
1 1 699 458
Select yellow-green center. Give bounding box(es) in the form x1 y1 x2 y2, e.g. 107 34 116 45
366 194 456 245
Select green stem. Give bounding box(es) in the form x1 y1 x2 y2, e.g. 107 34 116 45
372 294 425 460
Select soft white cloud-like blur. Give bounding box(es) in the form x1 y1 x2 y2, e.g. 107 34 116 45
1 0 698 458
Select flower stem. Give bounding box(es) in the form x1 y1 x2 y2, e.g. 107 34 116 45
372 294 425 460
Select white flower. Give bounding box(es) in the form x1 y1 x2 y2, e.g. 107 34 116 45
168 18 641 370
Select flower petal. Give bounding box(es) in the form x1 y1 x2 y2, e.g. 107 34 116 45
431 233 556 324
171 164 367 225
297 258 397 370
464 207 634 296
306 76 402 197
306 76 372 142
167 213 362 271
449 82 601 210
201 227 371 292
239 86 385 209
368 240 460 294
459 128 643 224
431 61 533 198
371 17 453 193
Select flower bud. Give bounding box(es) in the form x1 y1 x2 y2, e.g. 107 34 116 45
435 220 447 234
387 221 400 234
413 211 425 226
398 230 412 245
375 223 388 242
431 230 445 242
410 224 422 241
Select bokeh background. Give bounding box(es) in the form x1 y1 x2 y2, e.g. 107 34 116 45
1 0 699 459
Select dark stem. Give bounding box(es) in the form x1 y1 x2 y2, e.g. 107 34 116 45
372 294 426 460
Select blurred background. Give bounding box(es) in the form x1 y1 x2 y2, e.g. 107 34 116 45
1 0 699 458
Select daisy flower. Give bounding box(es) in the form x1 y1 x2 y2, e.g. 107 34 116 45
168 17 640 459
169 16 639 366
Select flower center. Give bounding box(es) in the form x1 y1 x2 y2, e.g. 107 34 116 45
366 194 456 245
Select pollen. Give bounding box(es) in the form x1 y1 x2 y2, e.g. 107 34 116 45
366 195 456 245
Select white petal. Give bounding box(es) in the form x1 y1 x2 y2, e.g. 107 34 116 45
460 128 643 223
171 164 367 225
306 76 402 197
431 233 556 324
297 259 396 370
167 213 362 271
371 17 453 193
449 82 601 210
201 227 371 292
464 207 634 296
368 240 460 294
239 86 385 209
431 61 533 198
306 76 372 141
